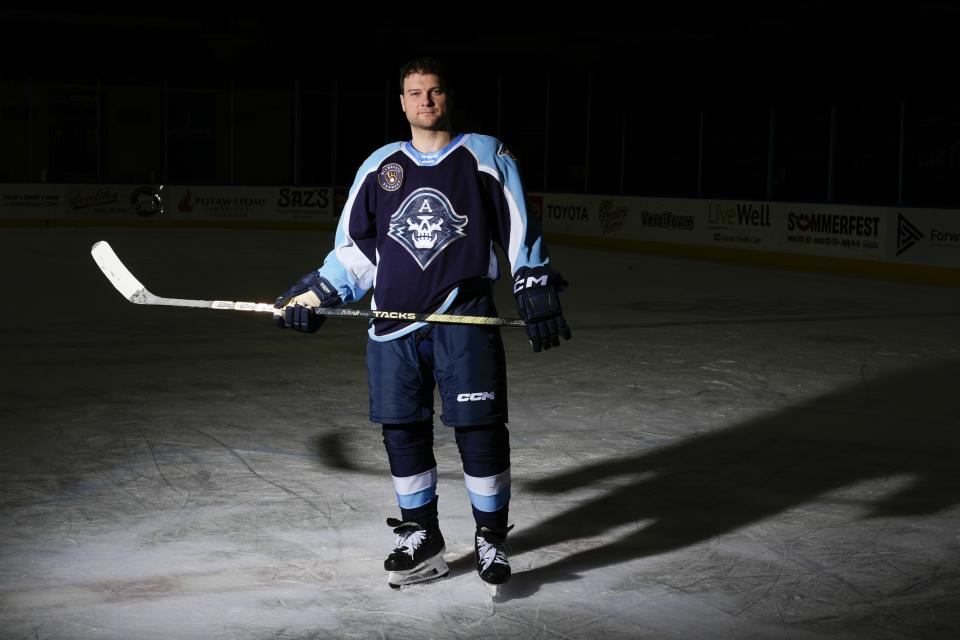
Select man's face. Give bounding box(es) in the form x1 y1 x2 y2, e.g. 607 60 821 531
400 73 449 132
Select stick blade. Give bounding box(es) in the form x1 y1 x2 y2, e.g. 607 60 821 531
91 241 149 302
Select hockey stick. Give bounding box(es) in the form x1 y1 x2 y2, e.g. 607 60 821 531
91 241 526 328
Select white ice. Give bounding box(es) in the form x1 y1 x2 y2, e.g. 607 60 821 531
1 228 958 639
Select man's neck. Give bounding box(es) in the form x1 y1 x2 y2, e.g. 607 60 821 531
409 128 453 153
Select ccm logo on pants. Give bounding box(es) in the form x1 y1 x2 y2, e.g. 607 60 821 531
457 392 496 402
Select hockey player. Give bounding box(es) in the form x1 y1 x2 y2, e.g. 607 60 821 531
274 57 570 595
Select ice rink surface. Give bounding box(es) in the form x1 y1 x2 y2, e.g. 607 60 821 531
1 228 959 640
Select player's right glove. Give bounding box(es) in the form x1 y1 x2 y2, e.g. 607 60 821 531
273 271 341 333
513 266 572 353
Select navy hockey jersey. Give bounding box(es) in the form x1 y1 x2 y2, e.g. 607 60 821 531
316 133 549 340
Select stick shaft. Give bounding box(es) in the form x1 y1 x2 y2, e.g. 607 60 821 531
91 241 526 328
217 301 525 327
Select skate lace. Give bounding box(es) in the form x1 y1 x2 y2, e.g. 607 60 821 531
476 533 510 572
394 528 426 559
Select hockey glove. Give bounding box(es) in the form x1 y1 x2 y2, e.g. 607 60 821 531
514 266 572 352
274 271 341 333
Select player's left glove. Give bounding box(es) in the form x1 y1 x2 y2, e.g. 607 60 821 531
273 271 341 333
514 266 572 353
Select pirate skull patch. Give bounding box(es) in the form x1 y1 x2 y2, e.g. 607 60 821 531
387 188 467 270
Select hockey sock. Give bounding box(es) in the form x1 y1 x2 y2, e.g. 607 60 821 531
455 424 510 531
382 422 439 526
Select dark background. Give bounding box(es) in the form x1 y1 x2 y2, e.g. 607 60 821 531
2 4 959 206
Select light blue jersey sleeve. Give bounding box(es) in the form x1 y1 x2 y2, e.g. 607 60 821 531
315 142 404 303
463 134 550 276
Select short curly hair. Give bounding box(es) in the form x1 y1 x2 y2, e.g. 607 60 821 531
399 57 451 94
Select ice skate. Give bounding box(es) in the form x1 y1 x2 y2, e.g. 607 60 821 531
475 525 513 597
384 517 448 589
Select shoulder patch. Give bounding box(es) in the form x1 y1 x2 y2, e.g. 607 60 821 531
378 163 404 192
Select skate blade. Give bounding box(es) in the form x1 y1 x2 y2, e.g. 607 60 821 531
388 554 449 589
483 581 501 598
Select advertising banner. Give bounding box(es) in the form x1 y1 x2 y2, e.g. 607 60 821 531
779 203 885 260
2 183 957 271
0 184 64 218
0 184 335 224
889 208 960 267
164 186 334 222
534 193 909 265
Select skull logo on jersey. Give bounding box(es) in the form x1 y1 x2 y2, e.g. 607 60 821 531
388 188 468 270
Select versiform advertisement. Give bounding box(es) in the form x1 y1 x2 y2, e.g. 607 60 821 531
0 184 335 223
2 183 957 269
888 208 960 268
534 193 922 265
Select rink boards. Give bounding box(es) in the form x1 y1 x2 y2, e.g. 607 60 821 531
2 182 958 285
